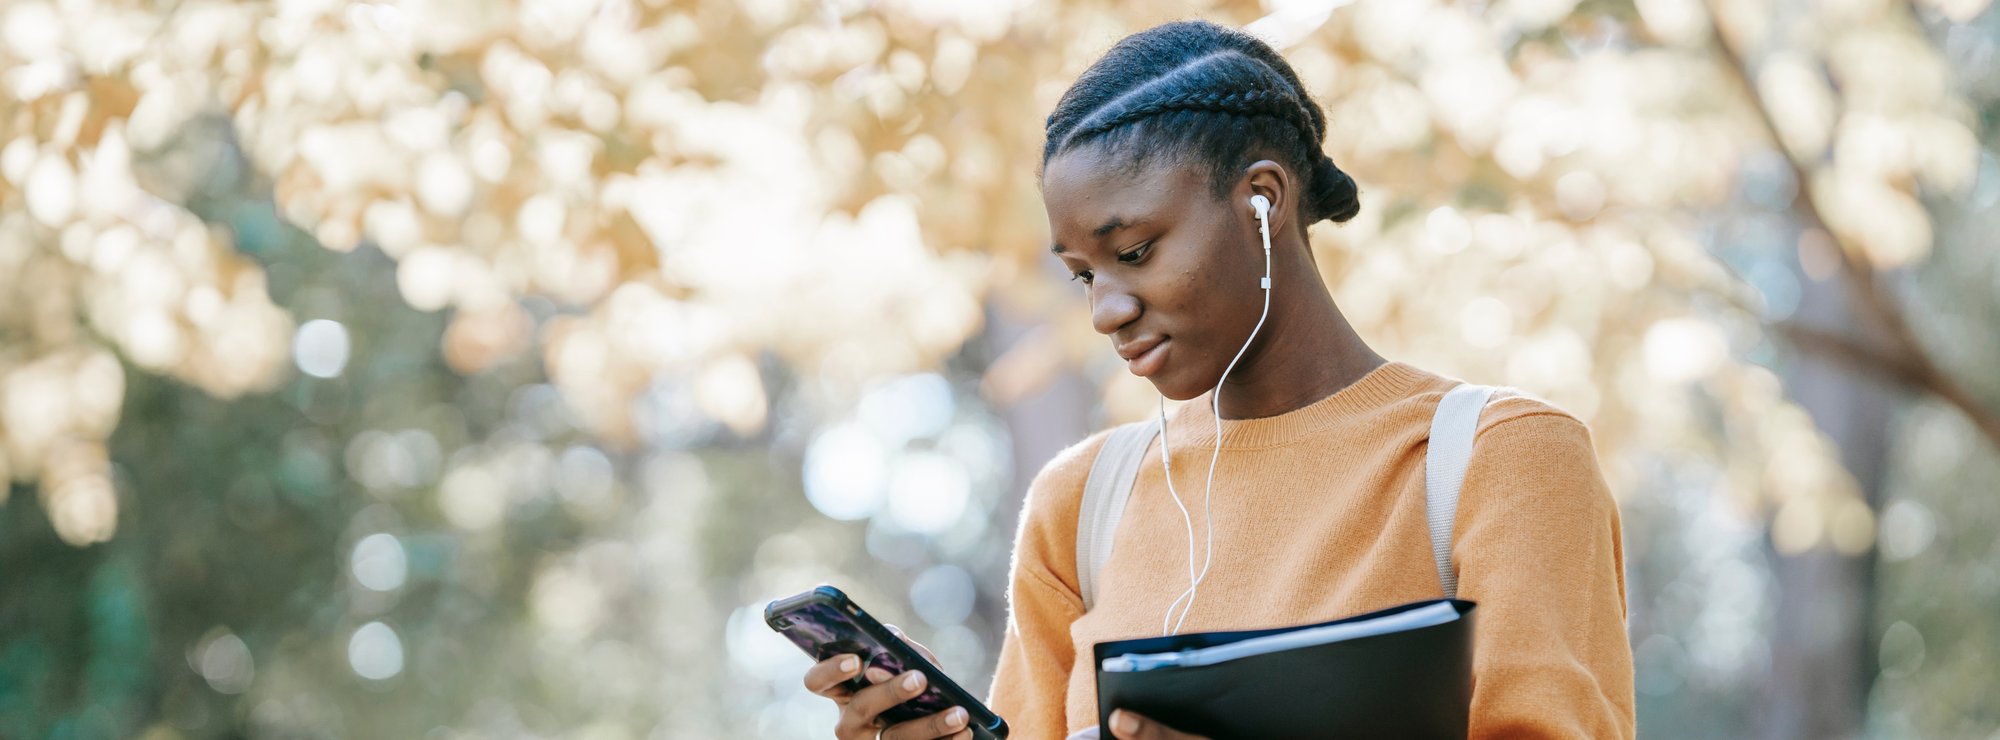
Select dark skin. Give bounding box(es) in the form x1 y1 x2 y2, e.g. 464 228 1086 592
804 625 974 740
1045 145 1384 420
804 147 1386 740
1045 146 1386 738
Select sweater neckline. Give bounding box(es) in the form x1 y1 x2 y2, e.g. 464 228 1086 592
1158 361 1429 449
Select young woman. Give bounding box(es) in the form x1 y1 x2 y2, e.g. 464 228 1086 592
804 20 1635 740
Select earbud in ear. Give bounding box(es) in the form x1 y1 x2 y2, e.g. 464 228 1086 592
1249 194 1271 220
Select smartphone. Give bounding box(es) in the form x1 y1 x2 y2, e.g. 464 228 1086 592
766 585 1009 739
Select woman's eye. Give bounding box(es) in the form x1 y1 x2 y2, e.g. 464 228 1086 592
1070 270 1093 285
1118 242 1152 263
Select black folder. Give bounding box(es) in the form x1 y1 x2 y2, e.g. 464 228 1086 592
1093 599 1477 740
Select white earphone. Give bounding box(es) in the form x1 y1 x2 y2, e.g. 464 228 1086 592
1157 193 1276 635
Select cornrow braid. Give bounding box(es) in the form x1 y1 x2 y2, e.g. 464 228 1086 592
1059 88 1318 157
1042 20 1361 226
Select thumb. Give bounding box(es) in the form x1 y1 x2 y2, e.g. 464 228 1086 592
1110 709 1203 740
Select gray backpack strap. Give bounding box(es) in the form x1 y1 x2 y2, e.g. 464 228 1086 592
1076 419 1163 611
1426 384 1496 600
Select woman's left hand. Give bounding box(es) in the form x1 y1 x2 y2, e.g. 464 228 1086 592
1104 709 1210 740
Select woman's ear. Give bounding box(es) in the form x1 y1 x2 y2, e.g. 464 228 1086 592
1241 160 1291 235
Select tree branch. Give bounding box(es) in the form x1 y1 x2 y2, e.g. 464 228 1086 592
1776 322 1922 387
1703 2 2000 451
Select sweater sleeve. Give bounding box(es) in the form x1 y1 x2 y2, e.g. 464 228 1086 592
1452 407 1637 739
987 430 1108 738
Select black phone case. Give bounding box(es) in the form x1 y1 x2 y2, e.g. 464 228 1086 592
766 585 1009 739
1093 599 1477 740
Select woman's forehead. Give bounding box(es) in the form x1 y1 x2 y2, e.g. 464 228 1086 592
1044 148 1209 236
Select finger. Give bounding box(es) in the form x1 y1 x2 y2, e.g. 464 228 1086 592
847 669 930 727
804 654 864 697
1109 709 1205 740
886 623 941 664
832 676 899 740
879 706 969 740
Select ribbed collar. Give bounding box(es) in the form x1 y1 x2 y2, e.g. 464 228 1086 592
1158 361 1431 449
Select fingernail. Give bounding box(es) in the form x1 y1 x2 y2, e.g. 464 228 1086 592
1112 710 1139 735
839 655 858 673
946 707 967 728
901 671 923 691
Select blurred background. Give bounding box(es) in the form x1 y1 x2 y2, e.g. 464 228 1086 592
1 0 1997 737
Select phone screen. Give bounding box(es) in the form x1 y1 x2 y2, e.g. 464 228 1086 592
768 585 1012 739
771 599 962 724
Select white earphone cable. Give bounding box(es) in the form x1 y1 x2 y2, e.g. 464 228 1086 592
1160 197 1274 635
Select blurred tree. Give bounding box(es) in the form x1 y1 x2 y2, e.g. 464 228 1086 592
1697 1 1999 735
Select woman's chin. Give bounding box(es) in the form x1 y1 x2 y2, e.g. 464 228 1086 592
1146 375 1210 403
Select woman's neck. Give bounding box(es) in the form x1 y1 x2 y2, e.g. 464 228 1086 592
1212 272 1385 421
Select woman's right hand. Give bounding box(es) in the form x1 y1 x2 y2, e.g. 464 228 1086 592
804 653 972 739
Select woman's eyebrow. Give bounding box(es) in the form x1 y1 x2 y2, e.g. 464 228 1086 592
1050 216 1141 254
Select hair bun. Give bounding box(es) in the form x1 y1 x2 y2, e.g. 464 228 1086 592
1307 155 1360 224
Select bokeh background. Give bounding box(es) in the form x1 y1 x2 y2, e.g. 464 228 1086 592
2 0 1997 737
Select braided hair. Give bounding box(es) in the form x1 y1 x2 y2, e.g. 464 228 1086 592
1043 20 1360 226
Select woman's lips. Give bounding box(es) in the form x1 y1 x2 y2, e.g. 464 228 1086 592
1126 338 1169 377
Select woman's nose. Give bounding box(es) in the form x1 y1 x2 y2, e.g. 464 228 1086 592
1090 288 1141 337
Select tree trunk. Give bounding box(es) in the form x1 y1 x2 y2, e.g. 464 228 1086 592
974 295 1095 690
1762 262 1898 740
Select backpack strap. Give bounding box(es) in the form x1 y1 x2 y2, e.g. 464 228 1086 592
1426 383 1496 600
1076 419 1162 612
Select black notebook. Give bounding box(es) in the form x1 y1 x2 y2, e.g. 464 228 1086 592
1092 599 1477 740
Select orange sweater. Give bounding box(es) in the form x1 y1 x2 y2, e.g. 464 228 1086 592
986 362 1635 738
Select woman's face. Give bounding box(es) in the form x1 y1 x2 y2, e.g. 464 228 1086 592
1044 147 1272 401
